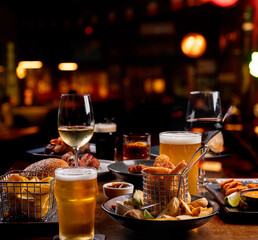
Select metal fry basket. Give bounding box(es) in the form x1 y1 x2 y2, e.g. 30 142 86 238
0 170 56 222
142 172 188 216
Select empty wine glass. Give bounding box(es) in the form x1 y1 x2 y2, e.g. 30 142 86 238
58 94 95 167
185 91 222 185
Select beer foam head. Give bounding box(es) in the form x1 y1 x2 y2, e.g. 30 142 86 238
95 123 117 133
159 131 201 145
55 167 97 181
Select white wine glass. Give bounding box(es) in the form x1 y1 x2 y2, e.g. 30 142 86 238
58 94 95 167
185 91 222 185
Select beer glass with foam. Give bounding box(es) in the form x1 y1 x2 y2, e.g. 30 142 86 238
159 131 201 195
55 167 98 240
94 123 117 160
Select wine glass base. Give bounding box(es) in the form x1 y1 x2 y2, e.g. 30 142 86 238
198 179 212 186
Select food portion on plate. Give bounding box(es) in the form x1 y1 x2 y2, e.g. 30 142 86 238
128 154 187 174
219 179 258 209
112 189 213 220
44 137 90 155
62 151 100 167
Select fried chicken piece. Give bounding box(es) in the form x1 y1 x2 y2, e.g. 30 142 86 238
62 151 74 165
154 154 175 170
128 164 148 173
81 153 100 167
170 160 187 174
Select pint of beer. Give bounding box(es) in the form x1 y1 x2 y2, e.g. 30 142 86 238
55 167 98 240
159 131 201 195
94 123 117 160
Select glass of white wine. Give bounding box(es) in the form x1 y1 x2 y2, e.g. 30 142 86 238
58 94 95 167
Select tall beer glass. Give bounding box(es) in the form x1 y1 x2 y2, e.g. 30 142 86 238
159 131 201 195
55 167 98 240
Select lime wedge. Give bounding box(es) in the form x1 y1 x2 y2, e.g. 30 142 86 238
224 192 240 207
144 209 155 220
132 190 144 206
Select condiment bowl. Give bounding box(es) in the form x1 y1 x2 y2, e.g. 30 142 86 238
103 182 134 199
240 188 258 209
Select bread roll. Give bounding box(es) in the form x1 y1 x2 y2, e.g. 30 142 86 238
24 158 69 172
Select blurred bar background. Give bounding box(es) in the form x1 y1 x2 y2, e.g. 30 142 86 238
0 0 257 171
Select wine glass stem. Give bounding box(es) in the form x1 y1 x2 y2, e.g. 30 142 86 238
74 147 79 167
199 158 206 185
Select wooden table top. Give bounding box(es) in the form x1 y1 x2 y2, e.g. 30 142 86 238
2 141 258 240
2 176 258 240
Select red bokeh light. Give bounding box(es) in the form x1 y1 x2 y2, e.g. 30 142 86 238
85 26 93 35
211 0 239 7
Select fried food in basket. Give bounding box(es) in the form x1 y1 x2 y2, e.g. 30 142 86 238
154 154 175 169
3 173 54 219
170 160 187 174
142 166 172 175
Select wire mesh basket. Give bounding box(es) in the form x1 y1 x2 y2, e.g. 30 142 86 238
142 171 189 216
0 170 56 222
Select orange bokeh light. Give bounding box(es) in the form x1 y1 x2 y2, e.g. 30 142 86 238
181 33 207 58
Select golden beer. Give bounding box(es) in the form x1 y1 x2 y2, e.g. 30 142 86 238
159 131 201 195
54 167 98 240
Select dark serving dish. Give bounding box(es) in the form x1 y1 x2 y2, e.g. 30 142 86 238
26 144 96 158
102 194 219 233
107 160 155 189
205 182 258 222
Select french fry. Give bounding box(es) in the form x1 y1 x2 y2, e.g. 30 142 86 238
170 160 187 174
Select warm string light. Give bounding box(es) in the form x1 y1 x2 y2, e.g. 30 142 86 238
58 62 78 71
181 33 207 58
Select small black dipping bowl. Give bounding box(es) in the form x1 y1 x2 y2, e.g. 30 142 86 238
240 188 258 210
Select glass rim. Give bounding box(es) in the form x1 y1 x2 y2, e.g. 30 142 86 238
123 132 151 137
159 131 201 137
189 90 220 95
60 93 91 97
55 166 97 181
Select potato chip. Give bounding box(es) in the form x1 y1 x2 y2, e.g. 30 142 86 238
157 197 180 218
176 215 196 220
189 197 208 208
180 199 192 216
192 207 213 217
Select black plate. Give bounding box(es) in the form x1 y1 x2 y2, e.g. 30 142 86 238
107 160 155 189
26 144 96 158
150 145 229 159
102 194 219 233
205 182 258 220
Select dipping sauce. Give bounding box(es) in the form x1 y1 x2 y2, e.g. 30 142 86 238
107 183 130 188
244 190 258 198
